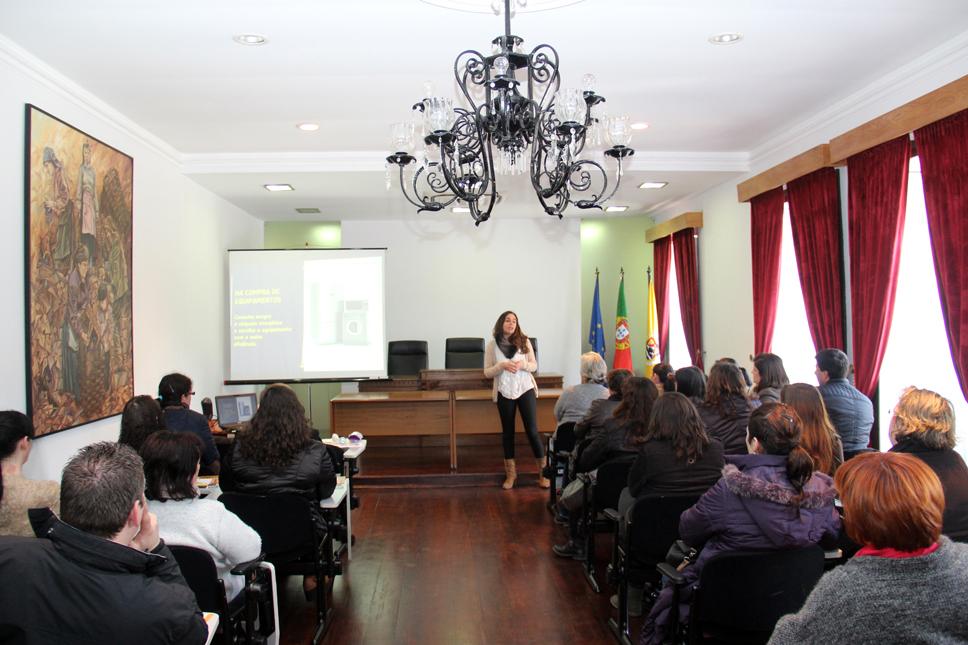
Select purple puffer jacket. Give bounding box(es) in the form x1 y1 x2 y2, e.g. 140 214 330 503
640 453 841 645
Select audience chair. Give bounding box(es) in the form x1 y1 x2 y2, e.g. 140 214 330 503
220 493 340 645
528 336 538 365
169 545 277 645
444 337 485 368
387 340 429 376
605 494 702 645
658 546 825 644
578 454 636 593
546 421 577 510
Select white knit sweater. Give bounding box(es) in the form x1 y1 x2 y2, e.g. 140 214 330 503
149 497 262 601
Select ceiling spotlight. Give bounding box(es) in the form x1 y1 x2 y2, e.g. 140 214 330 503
233 33 267 46
264 184 294 192
452 206 471 213
295 207 321 214
631 122 650 131
605 205 629 213
297 122 320 132
708 32 743 45
638 181 668 190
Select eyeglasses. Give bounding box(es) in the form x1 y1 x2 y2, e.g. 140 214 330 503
189 391 196 396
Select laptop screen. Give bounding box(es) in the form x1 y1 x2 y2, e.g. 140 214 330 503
215 393 258 427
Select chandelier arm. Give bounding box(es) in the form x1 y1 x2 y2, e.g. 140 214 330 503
407 164 458 212
454 49 488 114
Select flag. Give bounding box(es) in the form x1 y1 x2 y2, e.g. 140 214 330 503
588 272 606 358
644 267 660 377
614 274 633 370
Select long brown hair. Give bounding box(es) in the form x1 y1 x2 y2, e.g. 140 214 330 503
492 310 529 353
747 403 814 497
704 362 750 416
781 383 839 475
640 392 709 462
616 377 659 444
238 384 313 470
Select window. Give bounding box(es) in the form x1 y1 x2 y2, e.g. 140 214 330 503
878 157 968 461
667 253 691 368
770 203 818 385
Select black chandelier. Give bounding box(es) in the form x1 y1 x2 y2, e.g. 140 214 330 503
385 0 635 226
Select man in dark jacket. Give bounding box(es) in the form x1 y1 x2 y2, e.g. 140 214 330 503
0 442 207 645
815 348 874 455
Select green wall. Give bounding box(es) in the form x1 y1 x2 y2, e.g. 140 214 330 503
263 221 343 434
580 215 655 373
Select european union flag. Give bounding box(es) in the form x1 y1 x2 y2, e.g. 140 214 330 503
589 273 606 358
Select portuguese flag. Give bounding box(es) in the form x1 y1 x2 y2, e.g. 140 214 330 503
614 275 633 370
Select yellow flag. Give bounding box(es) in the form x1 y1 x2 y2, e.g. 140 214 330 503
644 268 660 376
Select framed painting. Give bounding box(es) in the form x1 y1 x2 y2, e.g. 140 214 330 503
24 105 134 437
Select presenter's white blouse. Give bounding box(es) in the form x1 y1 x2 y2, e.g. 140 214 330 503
484 339 538 401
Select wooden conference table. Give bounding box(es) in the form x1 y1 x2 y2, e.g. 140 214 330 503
330 369 563 470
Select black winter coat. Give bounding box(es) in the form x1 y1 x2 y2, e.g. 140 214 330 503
698 395 753 455
0 508 206 645
222 439 337 501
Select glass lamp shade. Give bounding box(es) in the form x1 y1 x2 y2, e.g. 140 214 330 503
554 88 583 124
607 115 632 146
425 97 455 133
582 73 596 93
493 55 510 76
390 122 415 151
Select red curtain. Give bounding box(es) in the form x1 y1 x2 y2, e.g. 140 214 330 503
787 167 846 352
652 236 672 360
673 228 703 370
848 136 910 398
915 109 968 401
750 187 785 354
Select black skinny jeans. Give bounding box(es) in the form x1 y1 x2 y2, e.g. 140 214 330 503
496 389 544 459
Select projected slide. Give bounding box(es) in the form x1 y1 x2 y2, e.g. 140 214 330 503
228 249 387 381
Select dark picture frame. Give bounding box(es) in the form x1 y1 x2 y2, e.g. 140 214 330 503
24 105 134 437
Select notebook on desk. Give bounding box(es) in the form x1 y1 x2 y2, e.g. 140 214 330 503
215 392 257 431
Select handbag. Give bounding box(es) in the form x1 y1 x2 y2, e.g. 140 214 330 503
665 539 699 572
558 477 586 514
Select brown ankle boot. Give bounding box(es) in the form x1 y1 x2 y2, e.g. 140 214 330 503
536 458 550 488
502 459 517 489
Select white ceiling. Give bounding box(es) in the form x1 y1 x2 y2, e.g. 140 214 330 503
2 0 967 221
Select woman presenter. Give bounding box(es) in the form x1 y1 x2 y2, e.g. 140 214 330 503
484 311 549 490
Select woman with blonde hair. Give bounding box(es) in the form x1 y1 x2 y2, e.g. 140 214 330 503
887 387 968 540
781 383 843 476
770 452 968 644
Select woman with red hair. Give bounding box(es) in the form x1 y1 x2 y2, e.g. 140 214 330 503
769 452 968 643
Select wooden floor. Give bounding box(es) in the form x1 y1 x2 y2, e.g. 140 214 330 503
277 485 626 645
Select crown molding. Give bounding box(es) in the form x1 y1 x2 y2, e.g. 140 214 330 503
748 28 968 173
626 151 749 173
0 34 182 166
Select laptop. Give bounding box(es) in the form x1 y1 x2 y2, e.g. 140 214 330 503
214 393 258 431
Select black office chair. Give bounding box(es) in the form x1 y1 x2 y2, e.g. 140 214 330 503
605 494 702 644
220 493 340 645
546 421 577 510
387 340 429 376
659 546 825 644
444 337 485 368
169 545 275 645
578 454 635 592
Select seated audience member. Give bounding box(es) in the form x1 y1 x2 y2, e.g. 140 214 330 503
752 353 789 405
641 403 840 645
553 377 658 560
697 361 753 454
781 383 844 476
0 442 206 644
668 366 706 406
158 373 220 475
887 387 968 541
118 394 166 453
554 352 608 426
142 431 261 602
574 368 631 443
650 363 674 393
717 357 753 394
814 348 874 455
769 452 968 644
615 393 724 616
576 377 658 475
221 383 336 597
0 411 59 537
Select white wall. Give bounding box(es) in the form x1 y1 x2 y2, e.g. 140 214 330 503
0 42 263 481
341 218 582 385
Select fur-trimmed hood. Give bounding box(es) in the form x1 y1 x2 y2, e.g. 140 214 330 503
722 463 837 510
